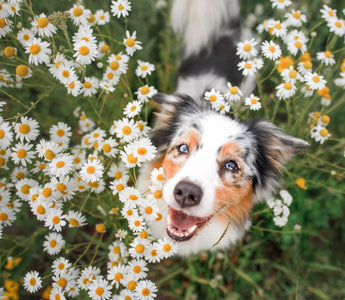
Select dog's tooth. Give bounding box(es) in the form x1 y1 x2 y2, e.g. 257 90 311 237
188 225 197 234
167 214 171 225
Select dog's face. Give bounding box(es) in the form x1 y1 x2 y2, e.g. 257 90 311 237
148 93 308 253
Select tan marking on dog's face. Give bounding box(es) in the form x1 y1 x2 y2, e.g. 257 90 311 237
162 129 200 180
218 141 242 162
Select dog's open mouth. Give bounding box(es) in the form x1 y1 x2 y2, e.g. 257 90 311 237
166 207 212 242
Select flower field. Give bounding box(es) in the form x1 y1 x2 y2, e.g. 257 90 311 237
0 0 344 299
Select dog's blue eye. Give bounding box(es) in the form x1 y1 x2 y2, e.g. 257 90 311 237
225 160 238 172
178 144 188 154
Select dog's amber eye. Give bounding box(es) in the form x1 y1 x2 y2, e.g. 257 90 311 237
225 160 239 172
178 144 189 154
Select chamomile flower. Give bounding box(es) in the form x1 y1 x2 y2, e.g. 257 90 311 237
320 5 337 21
107 264 128 288
281 66 301 83
13 116 39 143
286 30 308 56
135 85 157 103
261 40 281 60
123 30 142 56
304 72 326 90
327 17 345 37
276 81 297 100
145 242 162 263
224 82 242 103
127 259 148 281
334 72 345 88
49 287 66 300
129 237 149 259
23 271 42 293
44 208 66 232
4 46 17 58
236 38 258 60
139 197 159 221
73 39 98 65
78 266 101 291
25 38 52 66
52 257 72 276
124 100 143 118
150 167 165 186
11 142 35 166
68 4 91 26
0 3 10 18
15 64 32 79
311 125 331 144
204 88 224 106
50 122 72 145
271 0 292 10
16 28 34 47
95 9 110 25
15 178 38 201
244 94 261 110
81 76 99 97
99 80 115 92
135 60 155 78
238 60 258 76
111 0 132 18
54 63 76 85
36 139 61 161
43 232 65 255
48 154 74 178
31 13 57 37
103 67 121 85
11 166 28 182
120 145 141 168
0 121 13 149
0 17 12 38
0 206 16 227
107 162 130 182
268 20 287 37
297 60 313 75
284 10 306 27
316 50 336 66
88 278 112 300
131 138 157 163
134 280 158 300
80 159 104 183
107 53 129 75
114 118 140 142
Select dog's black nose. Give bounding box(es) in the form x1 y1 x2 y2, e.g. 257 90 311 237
174 181 203 208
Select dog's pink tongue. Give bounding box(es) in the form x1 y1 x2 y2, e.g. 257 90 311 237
169 207 207 230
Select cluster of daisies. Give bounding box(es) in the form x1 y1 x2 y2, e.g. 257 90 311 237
266 189 293 227
203 3 345 146
0 0 158 98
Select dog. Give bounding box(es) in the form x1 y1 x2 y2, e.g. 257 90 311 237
138 0 309 256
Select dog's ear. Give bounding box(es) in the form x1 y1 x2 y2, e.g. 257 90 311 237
246 119 309 202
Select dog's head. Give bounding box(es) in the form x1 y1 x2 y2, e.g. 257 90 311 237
149 93 308 251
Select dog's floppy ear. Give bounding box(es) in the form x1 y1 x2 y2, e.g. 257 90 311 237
246 119 309 202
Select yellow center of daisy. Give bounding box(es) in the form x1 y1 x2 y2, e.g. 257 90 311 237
86 166 95 174
320 115 330 124
135 244 144 253
81 37 89 42
289 70 297 78
133 266 141 273
137 122 144 131
134 220 141 227
115 171 122 180
295 41 302 49
84 81 92 88
50 240 57 247
145 207 153 214
56 183 66 193
56 129 65 137
129 194 138 201
114 273 123 282
209 95 217 102
100 15 105 20
118 4 124 10
243 44 251 52
79 46 90 56
113 246 120 254
68 81 75 89
244 62 252 69
30 44 41 55
251 98 258 104
126 38 135 47
95 287 104 296
103 144 111 153
16 65 29 77
0 18 7 28
142 288 150 296
101 44 110 53
163 244 172 252
29 278 36 286
57 278 67 288
36 205 45 215
156 174 164 181
69 218 79 226
0 213 8 221
17 149 27 159
293 11 301 18
0 157 5 167
42 188 52 198
324 51 332 58
127 154 137 164
154 190 162 199
38 163 45 169
130 105 137 112
56 161 65 168
107 72 114 80
328 11 334 17
96 223 106 233
4 46 16 58
62 70 69 78
87 14 95 23
58 263 65 270
21 184 30 194
17 172 24 179
37 17 49 28
274 23 282 29
155 213 162 221
312 76 320 83
23 34 29 41
304 61 312 69
110 61 119 70
140 231 149 238
122 126 131 135
320 128 328 137
45 150 55 160
140 86 150 95
127 281 137 291
19 124 30 134
230 86 238 94
137 147 147 155
73 7 83 17
269 45 276 52
335 21 341 28
283 82 292 90
0 129 4 138
141 65 148 71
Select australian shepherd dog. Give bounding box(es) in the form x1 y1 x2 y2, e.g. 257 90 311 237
139 0 309 256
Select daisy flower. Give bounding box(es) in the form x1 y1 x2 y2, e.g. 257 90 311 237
50 122 72 144
99 80 115 92
327 17 345 37
236 38 258 60
13 116 39 143
7 2 20 17
157 238 178 258
135 60 155 78
304 72 326 90
49 287 66 300
95 9 110 25
124 100 143 118
139 197 159 221
204 88 224 105
81 76 99 97
237 60 258 76
73 39 98 65
123 30 142 56
129 237 149 259
17 28 35 47
52 257 72 276
113 118 140 142
68 4 91 26
15 178 38 201
11 166 28 182
80 159 104 183
150 167 165 186
334 72 345 88
0 17 12 38
320 5 337 21
261 40 281 60
120 145 141 168
107 162 130 181
107 52 129 75
4 46 17 58
268 20 287 37
103 67 121 85
54 63 76 85
88 278 112 300
135 85 157 103
43 232 65 255
11 142 35 166
297 60 312 75
311 125 331 144
244 94 261 111
16 64 32 79
270 0 292 10
316 50 336 66
44 208 66 232
65 77 82 97
281 66 301 83
52 271 75 291
0 206 16 227
23 271 42 293
224 82 242 103
0 121 13 149
107 264 128 288
127 259 148 280
131 138 157 163
111 0 132 18
119 187 142 205
31 13 57 37
286 30 308 56
276 81 297 100
48 154 74 178
25 38 52 66
99 138 118 158
145 242 162 263
284 10 307 27
134 280 158 300
36 139 61 161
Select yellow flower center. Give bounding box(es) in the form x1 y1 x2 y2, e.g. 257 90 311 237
154 190 162 199
37 17 49 28
45 150 55 160
57 278 67 288
283 82 292 90
134 220 141 227
30 44 41 55
156 174 165 181
209 95 217 102
107 72 114 80
0 18 7 28
324 51 332 58
36 205 45 215
114 273 123 282
115 171 122 180
335 21 341 28
135 244 144 253
118 4 124 10
86 166 95 174
110 61 119 70
295 41 302 49
130 105 137 112
133 266 141 273
87 14 95 23
16 65 29 77
140 86 150 95
17 172 24 179
141 65 148 71
4 46 16 58
101 44 110 53
42 187 52 198
0 129 4 138
19 124 30 134
113 246 120 254
274 23 282 29
56 161 65 168
21 184 30 195
142 288 150 296
68 81 75 89
73 7 83 17
95 287 104 296
244 62 252 69
269 45 276 53
312 76 320 83
320 115 330 124
289 70 297 78
23 34 29 41
122 126 132 135
137 147 147 155
319 128 328 137
0 213 8 221
127 154 137 164
304 61 312 69
163 244 171 252
145 207 153 214
84 81 92 88
251 98 257 104
0 157 5 167
17 149 27 159
29 278 36 286
243 44 251 52
96 223 106 233
69 218 79 226
140 231 149 238
58 263 65 270
129 194 138 201
79 46 90 56
50 240 57 247
230 86 238 94
62 70 69 78
103 144 111 153
127 281 137 291
126 37 135 47
293 11 301 18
